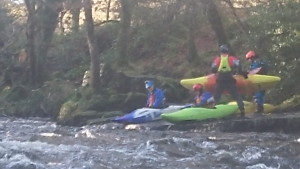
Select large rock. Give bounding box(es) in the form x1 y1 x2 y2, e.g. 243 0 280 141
56 90 147 126
221 112 300 133
0 81 75 117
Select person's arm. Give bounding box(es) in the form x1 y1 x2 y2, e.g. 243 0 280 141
258 60 268 74
232 58 242 73
211 58 218 73
152 89 165 108
146 93 150 107
233 57 248 78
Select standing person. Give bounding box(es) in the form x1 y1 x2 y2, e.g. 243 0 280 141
245 50 268 114
144 80 166 109
211 44 245 117
192 84 214 108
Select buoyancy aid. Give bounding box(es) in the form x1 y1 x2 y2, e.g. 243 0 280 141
218 55 232 73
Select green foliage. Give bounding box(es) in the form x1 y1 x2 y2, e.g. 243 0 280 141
0 81 75 117
3 0 300 119
231 0 300 103
130 25 170 59
51 32 89 69
95 22 119 64
0 1 19 52
129 0 189 60
0 4 12 30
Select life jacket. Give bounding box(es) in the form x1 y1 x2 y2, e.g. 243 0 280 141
194 95 201 105
218 55 232 73
194 91 214 108
147 88 165 108
148 93 155 107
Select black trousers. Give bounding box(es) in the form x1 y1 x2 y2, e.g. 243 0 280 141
214 74 245 113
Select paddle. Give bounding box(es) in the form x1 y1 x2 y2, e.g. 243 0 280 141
248 67 262 75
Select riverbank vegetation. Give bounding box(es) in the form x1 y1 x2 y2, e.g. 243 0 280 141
0 0 299 125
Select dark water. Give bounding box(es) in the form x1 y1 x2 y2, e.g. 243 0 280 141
0 117 300 169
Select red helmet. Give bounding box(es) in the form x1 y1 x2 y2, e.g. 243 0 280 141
193 84 203 91
245 50 256 60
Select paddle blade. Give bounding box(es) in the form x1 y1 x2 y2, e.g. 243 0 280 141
248 67 262 75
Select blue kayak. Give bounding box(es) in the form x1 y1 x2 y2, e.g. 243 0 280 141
112 105 189 124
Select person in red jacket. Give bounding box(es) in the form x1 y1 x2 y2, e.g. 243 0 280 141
192 84 214 108
211 44 245 117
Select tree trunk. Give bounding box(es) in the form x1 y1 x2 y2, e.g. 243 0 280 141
106 0 112 21
24 0 61 86
116 0 132 66
186 0 199 62
59 11 67 34
70 0 81 32
83 0 100 91
24 0 37 85
201 0 229 47
223 0 247 33
35 0 61 85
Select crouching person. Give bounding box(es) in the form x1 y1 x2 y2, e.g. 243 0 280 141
145 80 166 109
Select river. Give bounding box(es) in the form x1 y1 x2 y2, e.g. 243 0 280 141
0 116 300 169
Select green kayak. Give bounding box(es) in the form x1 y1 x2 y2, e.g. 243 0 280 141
160 104 238 123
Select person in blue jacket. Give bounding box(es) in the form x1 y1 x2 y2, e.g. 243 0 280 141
245 50 269 114
145 80 165 109
192 84 214 108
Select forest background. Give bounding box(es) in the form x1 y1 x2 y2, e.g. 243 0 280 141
0 0 299 126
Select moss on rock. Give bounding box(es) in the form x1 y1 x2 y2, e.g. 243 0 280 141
56 89 146 126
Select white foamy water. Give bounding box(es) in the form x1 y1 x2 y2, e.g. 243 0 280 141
1 117 300 169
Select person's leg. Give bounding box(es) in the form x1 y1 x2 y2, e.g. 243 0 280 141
254 91 265 113
213 82 224 105
226 82 245 116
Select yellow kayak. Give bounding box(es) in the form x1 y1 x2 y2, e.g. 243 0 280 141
180 74 281 96
228 101 277 114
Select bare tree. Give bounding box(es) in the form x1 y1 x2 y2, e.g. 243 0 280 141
106 0 112 21
186 0 199 62
116 0 132 66
24 0 62 86
70 0 82 32
223 0 247 33
24 0 37 85
201 0 229 47
83 0 100 91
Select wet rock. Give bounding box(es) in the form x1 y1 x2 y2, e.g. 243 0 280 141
98 123 124 130
0 81 75 118
6 154 42 169
58 110 101 126
276 95 300 112
0 123 4 130
124 124 146 130
162 120 220 132
56 89 145 126
221 112 300 133
0 149 5 158
8 163 37 169
153 112 300 134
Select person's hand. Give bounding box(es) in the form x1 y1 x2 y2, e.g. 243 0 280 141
241 71 248 79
